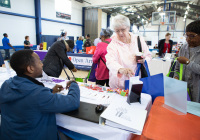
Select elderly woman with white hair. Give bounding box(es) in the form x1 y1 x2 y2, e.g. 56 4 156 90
105 14 152 89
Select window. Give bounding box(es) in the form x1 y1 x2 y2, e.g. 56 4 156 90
55 0 71 20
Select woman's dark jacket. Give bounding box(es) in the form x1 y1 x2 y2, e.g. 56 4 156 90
43 40 74 77
158 39 173 56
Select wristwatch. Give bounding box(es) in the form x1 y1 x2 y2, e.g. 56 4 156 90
186 60 190 65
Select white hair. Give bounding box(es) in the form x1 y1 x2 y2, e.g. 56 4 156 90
112 14 130 30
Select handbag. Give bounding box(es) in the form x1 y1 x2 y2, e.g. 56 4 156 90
166 58 191 101
88 63 97 82
86 46 96 54
137 36 148 78
135 61 164 103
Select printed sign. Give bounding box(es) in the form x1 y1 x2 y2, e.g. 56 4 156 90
56 12 71 20
0 0 11 8
68 56 93 66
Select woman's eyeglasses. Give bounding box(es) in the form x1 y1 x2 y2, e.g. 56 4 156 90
115 28 127 33
183 33 199 38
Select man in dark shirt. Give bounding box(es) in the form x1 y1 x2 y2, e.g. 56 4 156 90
43 40 77 77
83 34 92 52
24 36 32 49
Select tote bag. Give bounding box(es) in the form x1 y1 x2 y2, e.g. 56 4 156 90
135 61 164 103
88 63 97 82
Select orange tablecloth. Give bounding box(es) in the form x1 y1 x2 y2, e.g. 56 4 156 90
140 97 200 140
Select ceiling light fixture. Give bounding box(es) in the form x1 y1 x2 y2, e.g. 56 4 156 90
159 12 165 16
185 11 188 15
152 1 158 5
157 7 161 12
122 6 127 9
186 4 190 9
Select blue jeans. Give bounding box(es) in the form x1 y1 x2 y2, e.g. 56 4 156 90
4 49 10 60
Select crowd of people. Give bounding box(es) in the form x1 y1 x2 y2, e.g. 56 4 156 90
0 14 200 140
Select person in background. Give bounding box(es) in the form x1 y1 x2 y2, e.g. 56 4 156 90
0 49 80 140
158 33 173 57
174 20 200 103
93 28 113 87
24 36 32 49
83 34 92 52
0 51 4 67
2 33 15 60
94 37 101 46
43 40 77 77
154 44 158 49
58 31 69 41
83 35 86 44
76 36 83 53
105 14 152 89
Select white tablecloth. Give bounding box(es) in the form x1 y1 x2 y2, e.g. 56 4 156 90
148 58 173 76
0 67 152 140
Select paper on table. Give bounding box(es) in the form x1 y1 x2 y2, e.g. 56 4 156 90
79 86 116 105
41 71 53 82
187 101 200 117
100 100 147 134
4 61 11 74
164 53 172 60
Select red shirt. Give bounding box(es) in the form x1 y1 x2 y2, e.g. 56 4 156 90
163 43 171 53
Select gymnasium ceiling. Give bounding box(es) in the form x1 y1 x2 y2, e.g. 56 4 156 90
80 0 200 26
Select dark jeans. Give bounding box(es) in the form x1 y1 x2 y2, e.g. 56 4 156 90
4 49 10 60
96 79 109 87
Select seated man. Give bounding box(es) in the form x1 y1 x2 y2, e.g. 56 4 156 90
0 50 80 140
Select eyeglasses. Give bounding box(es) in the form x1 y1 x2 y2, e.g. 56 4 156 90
115 28 127 33
183 33 199 38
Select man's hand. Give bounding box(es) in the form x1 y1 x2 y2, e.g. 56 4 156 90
118 68 134 77
52 84 63 94
71 67 77 72
177 56 189 64
66 80 77 89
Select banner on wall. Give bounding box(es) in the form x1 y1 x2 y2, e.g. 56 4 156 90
0 0 11 8
56 12 71 20
68 56 92 70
